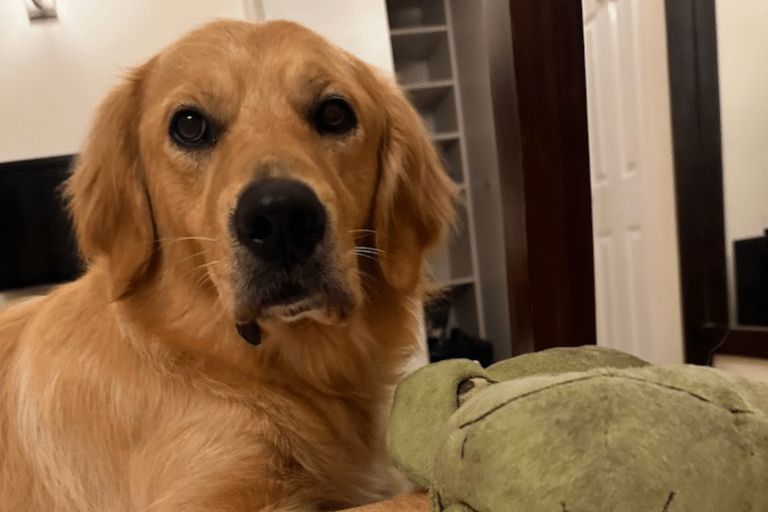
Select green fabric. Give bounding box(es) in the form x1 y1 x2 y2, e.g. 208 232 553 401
387 358 487 489
387 346 768 511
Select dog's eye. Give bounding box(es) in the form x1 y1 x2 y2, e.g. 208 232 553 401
311 97 357 136
170 109 215 148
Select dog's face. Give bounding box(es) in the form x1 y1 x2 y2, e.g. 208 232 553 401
140 21 386 333
66 20 455 344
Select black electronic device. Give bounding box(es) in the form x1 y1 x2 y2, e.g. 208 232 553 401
734 229 768 326
0 155 81 291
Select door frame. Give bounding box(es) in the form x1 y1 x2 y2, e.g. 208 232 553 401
485 0 597 354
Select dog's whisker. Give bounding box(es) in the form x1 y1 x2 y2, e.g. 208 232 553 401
197 259 222 270
157 236 217 245
354 246 388 261
179 258 222 286
350 230 378 241
354 253 379 262
354 247 382 255
190 261 221 293
177 248 218 266
350 246 384 263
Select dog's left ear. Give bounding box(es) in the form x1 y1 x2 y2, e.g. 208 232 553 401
65 62 156 300
373 77 457 292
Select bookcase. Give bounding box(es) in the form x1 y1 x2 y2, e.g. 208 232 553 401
385 0 512 360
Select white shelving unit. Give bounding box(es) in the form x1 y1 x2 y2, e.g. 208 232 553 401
385 0 485 347
385 0 513 361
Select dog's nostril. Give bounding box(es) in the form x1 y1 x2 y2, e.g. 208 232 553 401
288 211 315 239
251 216 273 240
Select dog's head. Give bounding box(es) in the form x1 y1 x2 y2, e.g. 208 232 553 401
66 20 456 345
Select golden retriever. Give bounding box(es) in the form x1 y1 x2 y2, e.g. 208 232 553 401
0 19 455 512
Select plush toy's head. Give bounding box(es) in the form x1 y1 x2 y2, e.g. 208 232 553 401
387 346 768 511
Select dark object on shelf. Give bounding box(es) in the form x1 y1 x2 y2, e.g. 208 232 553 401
425 282 493 367
0 155 82 291
429 327 494 368
734 230 768 326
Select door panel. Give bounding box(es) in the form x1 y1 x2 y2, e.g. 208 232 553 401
584 0 653 361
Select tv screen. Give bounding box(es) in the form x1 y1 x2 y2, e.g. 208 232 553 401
0 155 82 291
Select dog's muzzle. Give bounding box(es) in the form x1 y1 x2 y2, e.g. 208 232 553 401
231 178 331 346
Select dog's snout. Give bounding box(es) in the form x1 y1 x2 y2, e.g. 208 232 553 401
233 179 326 268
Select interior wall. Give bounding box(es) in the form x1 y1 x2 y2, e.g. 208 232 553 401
260 0 394 76
635 0 684 364
715 0 768 326
0 0 393 164
0 0 249 163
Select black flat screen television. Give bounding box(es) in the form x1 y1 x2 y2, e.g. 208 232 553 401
735 231 768 326
0 155 82 291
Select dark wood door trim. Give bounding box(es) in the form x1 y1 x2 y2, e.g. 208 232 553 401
485 0 596 354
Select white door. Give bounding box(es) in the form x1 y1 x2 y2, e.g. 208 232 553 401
583 0 684 364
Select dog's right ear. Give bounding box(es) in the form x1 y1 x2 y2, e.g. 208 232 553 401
65 63 156 300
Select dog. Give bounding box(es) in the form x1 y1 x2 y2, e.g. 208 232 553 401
0 19 455 511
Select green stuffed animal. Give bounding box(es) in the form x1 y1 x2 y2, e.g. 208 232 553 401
387 346 768 511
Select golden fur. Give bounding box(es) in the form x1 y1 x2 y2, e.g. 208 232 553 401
0 20 455 511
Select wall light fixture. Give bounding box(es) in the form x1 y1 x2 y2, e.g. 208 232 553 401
26 0 57 22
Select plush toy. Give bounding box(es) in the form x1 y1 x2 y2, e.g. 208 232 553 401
387 346 768 511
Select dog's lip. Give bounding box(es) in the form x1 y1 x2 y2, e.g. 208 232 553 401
260 296 324 321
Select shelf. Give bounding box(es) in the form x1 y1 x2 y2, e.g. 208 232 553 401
452 283 480 336
406 84 458 134
390 25 448 37
385 0 513 354
427 200 473 283
435 135 463 183
443 275 475 288
391 30 452 85
403 80 455 94
432 131 459 142
386 0 446 30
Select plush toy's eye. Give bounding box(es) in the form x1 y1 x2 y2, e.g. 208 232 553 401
456 377 493 407
457 379 476 395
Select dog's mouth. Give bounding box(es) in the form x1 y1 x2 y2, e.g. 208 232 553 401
235 296 324 346
235 294 347 346
233 269 355 346
261 296 324 320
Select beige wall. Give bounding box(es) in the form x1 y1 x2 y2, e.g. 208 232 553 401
715 0 768 326
0 0 392 164
635 0 684 364
712 0 768 381
261 0 393 75
0 0 250 163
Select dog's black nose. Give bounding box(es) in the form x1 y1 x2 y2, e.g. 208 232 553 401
233 179 326 269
